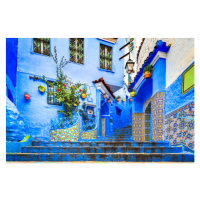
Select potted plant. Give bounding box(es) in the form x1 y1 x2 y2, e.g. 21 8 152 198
24 92 30 100
143 64 153 79
116 96 121 102
81 86 87 99
107 98 111 103
130 89 136 97
129 98 132 102
38 85 46 93
123 98 126 102
103 93 107 99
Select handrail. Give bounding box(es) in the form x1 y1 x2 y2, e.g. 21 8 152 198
176 111 194 121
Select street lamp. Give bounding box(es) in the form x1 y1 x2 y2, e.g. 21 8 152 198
125 59 135 74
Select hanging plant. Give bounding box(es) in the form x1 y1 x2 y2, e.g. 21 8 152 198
107 98 111 103
24 92 30 100
81 86 87 99
38 85 45 93
116 96 121 102
130 89 136 97
103 93 107 99
143 64 153 79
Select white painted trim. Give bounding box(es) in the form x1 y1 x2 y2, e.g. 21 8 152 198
133 76 144 91
150 51 167 66
95 82 114 101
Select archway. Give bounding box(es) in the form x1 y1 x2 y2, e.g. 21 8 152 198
144 102 151 141
100 100 110 137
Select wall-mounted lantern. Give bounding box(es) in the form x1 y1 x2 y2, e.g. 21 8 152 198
125 59 135 74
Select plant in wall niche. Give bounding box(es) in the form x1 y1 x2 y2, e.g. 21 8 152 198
29 46 88 118
38 85 46 93
79 103 95 130
130 89 136 97
107 98 111 103
24 92 30 100
143 64 153 79
116 96 121 102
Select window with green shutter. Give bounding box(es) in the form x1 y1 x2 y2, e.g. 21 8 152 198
69 38 84 64
33 38 50 56
100 44 112 71
182 63 194 94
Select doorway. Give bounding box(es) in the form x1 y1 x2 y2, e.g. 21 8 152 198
145 102 151 141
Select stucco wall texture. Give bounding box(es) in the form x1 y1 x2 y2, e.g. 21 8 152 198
137 38 194 88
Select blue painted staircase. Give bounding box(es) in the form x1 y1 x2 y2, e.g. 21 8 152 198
6 125 194 162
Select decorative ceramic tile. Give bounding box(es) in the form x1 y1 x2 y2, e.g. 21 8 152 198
165 102 194 149
50 123 79 142
81 129 97 139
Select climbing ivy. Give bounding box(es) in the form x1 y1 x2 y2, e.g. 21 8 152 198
30 46 89 118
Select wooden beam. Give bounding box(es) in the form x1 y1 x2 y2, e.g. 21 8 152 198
119 42 130 50
119 52 131 60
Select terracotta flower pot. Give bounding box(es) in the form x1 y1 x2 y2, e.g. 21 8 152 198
24 94 30 100
81 93 86 99
103 94 106 99
129 98 132 102
107 100 110 103
116 99 120 102
144 71 152 79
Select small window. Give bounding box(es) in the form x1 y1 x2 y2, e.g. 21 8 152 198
47 84 62 106
182 64 194 94
116 107 122 116
100 44 112 71
69 38 84 64
33 38 50 56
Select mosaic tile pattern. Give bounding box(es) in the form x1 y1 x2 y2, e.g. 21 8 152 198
132 113 143 141
165 102 194 150
50 123 79 142
132 92 165 142
151 92 165 141
81 129 97 139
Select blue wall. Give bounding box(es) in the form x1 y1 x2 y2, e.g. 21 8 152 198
165 63 194 115
6 38 18 105
16 38 125 138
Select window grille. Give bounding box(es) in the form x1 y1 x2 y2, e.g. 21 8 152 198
33 38 50 56
100 44 112 71
47 84 62 106
69 38 84 64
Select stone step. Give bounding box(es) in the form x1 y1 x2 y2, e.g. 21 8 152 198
21 146 183 154
32 141 170 147
6 153 194 162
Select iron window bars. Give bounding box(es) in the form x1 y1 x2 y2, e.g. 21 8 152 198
100 44 112 71
47 84 62 106
33 38 50 56
69 38 84 64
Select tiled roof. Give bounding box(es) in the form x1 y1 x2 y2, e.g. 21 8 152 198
136 38 145 63
93 77 116 98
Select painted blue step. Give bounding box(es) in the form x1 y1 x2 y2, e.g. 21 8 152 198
6 153 194 162
21 146 183 154
32 141 171 147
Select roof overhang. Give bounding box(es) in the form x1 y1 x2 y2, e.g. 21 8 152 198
98 38 118 44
